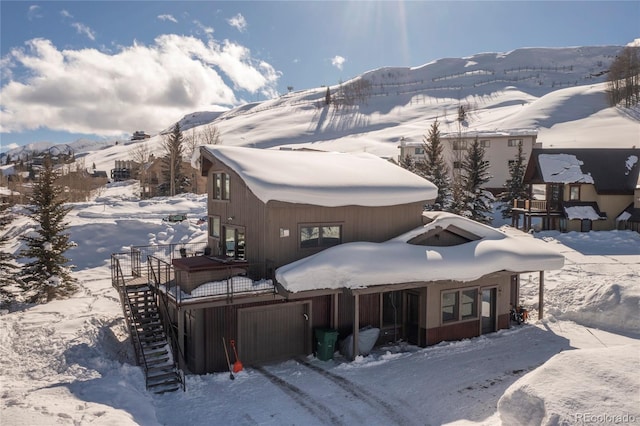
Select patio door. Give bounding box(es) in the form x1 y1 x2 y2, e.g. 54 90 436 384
223 226 246 260
406 292 420 345
481 288 497 334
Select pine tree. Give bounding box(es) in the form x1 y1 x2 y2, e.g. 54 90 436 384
500 142 529 219
161 123 186 196
399 153 417 174
418 119 451 211
19 156 77 303
0 201 17 306
325 87 331 105
460 137 493 224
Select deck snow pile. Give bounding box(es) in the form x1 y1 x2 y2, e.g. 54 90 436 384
497 345 640 426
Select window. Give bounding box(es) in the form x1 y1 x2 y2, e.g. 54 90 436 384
569 185 580 201
461 289 478 320
442 288 478 323
453 140 467 150
508 139 523 147
300 224 342 248
208 215 220 238
480 140 491 148
442 292 459 323
414 147 425 155
453 161 462 169
213 172 230 200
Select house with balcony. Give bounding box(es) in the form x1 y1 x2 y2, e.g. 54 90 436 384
399 129 538 193
511 148 640 232
111 145 564 382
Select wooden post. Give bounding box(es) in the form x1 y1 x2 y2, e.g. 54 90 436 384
331 293 339 329
352 294 360 361
177 307 185 370
538 271 544 320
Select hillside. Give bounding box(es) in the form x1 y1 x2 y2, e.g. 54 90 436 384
2 44 638 174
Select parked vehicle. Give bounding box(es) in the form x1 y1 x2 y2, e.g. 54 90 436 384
163 214 188 223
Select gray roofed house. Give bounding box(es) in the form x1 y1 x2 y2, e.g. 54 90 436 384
512 148 640 232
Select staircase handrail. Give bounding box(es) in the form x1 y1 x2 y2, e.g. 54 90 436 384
110 254 151 387
147 255 186 391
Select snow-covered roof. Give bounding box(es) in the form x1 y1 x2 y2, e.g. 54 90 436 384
276 212 564 293
200 145 438 207
538 154 594 184
564 205 605 220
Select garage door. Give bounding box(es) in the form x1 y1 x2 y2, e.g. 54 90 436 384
237 302 311 365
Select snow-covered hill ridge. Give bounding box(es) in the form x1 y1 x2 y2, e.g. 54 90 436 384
3 44 638 169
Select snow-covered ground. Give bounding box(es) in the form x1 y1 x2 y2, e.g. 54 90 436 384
1 182 638 426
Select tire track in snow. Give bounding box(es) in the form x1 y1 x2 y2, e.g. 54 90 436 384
297 357 416 426
254 365 344 425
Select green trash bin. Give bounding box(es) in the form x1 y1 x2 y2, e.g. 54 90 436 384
315 328 339 361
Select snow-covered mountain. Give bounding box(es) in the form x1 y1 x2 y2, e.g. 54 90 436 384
3 45 638 170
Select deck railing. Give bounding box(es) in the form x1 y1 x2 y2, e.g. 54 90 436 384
110 243 277 307
513 199 562 212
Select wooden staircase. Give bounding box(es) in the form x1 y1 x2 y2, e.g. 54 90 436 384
123 283 184 394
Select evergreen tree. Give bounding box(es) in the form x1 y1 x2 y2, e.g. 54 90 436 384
399 153 417 174
0 201 17 306
19 156 77 303
325 87 331 105
161 123 186 196
460 137 493 224
500 142 529 219
418 119 451 211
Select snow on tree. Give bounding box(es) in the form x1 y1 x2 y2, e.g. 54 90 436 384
19 156 77 303
459 137 494 224
0 200 17 306
500 142 530 219
417 119 451 211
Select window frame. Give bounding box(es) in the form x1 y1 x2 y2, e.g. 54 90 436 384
213 172 230 200
569 185 580 201
299 223 343 249
452 140 467 151
508 139 523 147
480 139 491 148
208 215 221 239
441 287 479 325
414 147 425 155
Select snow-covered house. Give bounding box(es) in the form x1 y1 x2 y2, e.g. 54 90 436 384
512 148 640 232
399 129 538 193
118 146 563 376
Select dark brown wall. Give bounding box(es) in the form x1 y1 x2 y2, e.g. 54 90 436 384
426 320 480 346
203 151 428 276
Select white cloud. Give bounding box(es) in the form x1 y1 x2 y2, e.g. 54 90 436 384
72 23 96 41
28 5 42 20
627 38 640 47
60 10 73 19
193 20 214 37
0 35 280 136
331 55 346 71
158 14 178 23
227 13 247 32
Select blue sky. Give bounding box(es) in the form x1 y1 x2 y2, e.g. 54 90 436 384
1 1 638 151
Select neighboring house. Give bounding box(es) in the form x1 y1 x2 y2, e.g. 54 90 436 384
112 146 563 377
512 148 640 232
399 129 538 193
131 130 151 141
143 157 207 198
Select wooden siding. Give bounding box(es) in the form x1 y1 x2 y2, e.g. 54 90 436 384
426 320 480 345
202 149 429 278
238 301 311 365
